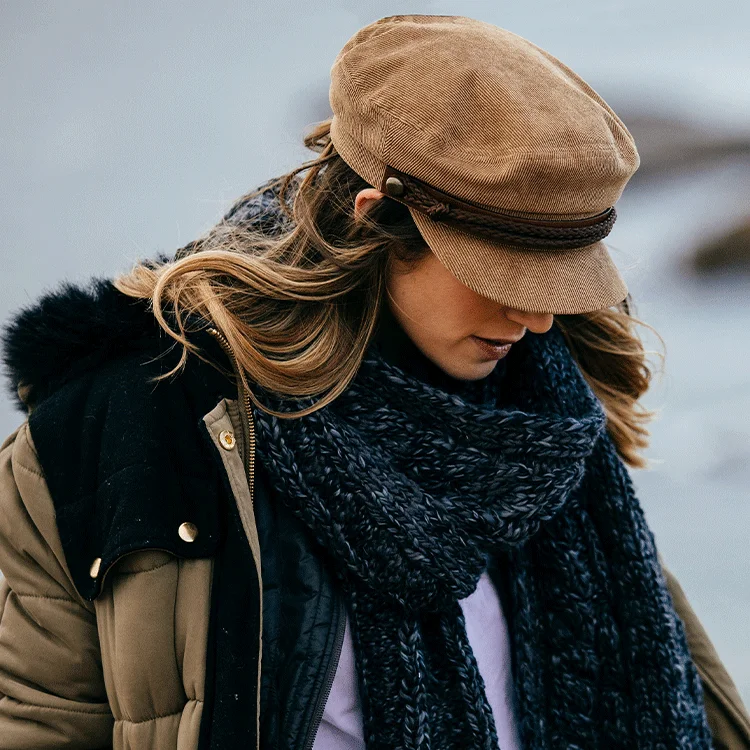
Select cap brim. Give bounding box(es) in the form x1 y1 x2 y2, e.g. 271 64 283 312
408 207 628 315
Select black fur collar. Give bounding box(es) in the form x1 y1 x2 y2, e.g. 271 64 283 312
1 253 172 412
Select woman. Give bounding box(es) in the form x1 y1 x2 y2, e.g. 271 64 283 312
1 14 748 750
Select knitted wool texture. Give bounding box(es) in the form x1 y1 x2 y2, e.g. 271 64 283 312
250 316 713 750
209 177 713 747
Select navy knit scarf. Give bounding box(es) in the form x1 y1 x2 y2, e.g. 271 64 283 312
251 306 713 749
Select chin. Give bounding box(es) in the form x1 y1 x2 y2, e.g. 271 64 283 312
467 361 499 380
438 357 498 381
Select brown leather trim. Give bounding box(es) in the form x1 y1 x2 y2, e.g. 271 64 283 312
379 164 615 228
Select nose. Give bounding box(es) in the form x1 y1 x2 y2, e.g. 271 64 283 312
504 307 554 334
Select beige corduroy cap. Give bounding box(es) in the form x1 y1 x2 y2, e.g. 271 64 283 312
328 14 640 315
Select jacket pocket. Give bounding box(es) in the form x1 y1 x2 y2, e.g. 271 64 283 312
94 551 213 750
107 549 176 576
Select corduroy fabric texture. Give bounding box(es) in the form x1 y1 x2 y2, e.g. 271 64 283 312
328 14 640 314
250 312 714 749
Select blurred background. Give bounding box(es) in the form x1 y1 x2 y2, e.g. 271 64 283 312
1 0 748 704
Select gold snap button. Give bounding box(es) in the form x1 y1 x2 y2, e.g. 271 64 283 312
385 176 405 196
178 522 199 543
89 557 102 578
219 429 236 450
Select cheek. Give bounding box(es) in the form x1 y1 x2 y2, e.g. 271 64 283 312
387 253 489 340
430 283 490 340
447 291 486 327
397 279 465 335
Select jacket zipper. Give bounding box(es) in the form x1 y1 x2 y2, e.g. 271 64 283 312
301 592 347 750
207 326 260 743
208 325 346 750
207 327 256 503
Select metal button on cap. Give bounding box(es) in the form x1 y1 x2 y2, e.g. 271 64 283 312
385 176 405 196
89 557 102 578
178 522 199 543
219 429 236 450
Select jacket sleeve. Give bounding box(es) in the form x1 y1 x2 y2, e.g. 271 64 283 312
661 555 750 749
0 421 114 748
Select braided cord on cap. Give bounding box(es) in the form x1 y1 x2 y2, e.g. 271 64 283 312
381 166 617 250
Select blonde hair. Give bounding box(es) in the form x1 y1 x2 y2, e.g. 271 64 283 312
114 118 665 469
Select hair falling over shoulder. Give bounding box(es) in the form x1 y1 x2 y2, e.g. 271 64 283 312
113 117 665 469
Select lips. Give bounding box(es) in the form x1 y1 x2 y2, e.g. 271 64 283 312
470 335 516 360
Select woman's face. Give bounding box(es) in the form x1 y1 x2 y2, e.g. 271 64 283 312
355 188 555 381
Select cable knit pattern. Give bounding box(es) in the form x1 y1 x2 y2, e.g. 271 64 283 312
195 178 716 748
250 322 713 749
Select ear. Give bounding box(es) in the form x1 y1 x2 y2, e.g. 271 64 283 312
354 188 386 218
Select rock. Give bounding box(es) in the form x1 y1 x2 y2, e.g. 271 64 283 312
625 114 750 182
683 218 750 276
